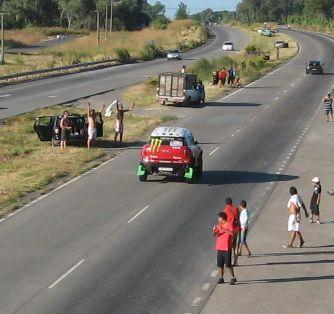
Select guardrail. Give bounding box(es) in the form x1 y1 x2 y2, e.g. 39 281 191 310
0 59 118 83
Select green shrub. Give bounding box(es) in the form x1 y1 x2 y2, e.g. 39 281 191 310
140 42 161 61
152 17 169 30
245 44 257 54
114 48 131 63
46 59 56 68
146 77 158 86
14 55 24 65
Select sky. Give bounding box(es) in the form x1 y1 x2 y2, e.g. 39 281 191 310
148 0 241 17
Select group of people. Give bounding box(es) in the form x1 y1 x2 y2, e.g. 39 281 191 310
212 197 252 285
59 100 134 153
212 66 241 88
283 177 322 249
212 176 323 285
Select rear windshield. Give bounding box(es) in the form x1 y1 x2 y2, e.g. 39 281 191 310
149 136 185 147
170 49 179 53
309 61 320 66
224 42 233 45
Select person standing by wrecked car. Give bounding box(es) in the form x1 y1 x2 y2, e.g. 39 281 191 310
60 111 71 153
87 103 105 149
114 100 135 145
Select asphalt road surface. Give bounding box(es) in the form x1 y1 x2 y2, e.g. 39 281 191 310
0 25 249 119
1 29 334 314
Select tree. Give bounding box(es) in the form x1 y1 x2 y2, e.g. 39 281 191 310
175 2 188 19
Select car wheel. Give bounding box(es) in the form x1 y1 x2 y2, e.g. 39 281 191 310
139 173 148 182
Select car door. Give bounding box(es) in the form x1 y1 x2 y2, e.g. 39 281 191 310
33 116 54 141
95 112 103 137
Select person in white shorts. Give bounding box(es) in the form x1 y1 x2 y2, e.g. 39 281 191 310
283 186 309 248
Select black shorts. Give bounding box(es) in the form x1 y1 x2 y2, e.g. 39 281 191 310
217 250 232 268
61 128 70 141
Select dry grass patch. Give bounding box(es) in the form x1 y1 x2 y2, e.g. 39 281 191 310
0 105 176 215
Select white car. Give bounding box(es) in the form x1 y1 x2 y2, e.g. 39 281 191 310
167 49 182 60
222 41 234 51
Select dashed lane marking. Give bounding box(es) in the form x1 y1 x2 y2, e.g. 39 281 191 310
48 95 57 98
291 83 295 87
127 205 150 224
191 297 202 307
202 283 211 291
283 90 288 93
210 270 219 277
231 130 240 137
48 259 85 289
209 146 220 156
274 96 279 101
0 94 12 98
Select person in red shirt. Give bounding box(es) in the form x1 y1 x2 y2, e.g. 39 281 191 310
218 68 227 87
213 211 237 285
223 197 241 266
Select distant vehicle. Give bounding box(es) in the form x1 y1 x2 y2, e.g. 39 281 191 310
222 41 234 51
34 112 103 146
157 72 205 105
167 49 182 60
275 41 288 48
305 60 324 74
137 127 203 183
261 29 274 37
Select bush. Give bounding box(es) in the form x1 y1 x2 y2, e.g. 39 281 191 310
114 48 131 63
152 17 169 30
245 44 257 54
14 55 24 65
140 42 161 61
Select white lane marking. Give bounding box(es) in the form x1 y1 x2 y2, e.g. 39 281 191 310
231 129 240 137
270 182 275 185
274 96 279 101
264 105 269 110
282 160 287 164
297 78 301 82
291 83 295 87
210 270 219 277
262 192 267 196
279 168 284 171
0 93 12 98
202 283 211 291
48 95 57 98
283 90 288 93
127 205 150 223
303 73 306 76
209 146 220 156
276 171 281 175
286 156 290 160
48 259 85 289
191 297 202 307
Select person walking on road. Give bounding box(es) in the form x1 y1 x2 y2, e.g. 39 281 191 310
323 93 333 122
223 197 240 266
282 186 309 248
238 200 251 257
310 177 322 224
60 110 72 153
213 212 237 285
114 100 135 145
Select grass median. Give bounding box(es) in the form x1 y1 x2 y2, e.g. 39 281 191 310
0 105 175 216
1 20 206 77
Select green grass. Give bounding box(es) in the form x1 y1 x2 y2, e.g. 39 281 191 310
0 104 176 216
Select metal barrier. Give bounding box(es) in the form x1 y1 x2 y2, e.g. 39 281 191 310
0 59 118 83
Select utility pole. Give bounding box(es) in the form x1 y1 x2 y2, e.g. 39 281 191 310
0 13 5 65
109 0 113 32
95 10 100 45
105 4 108 40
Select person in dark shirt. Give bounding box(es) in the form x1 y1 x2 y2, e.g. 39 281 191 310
310 177 322 224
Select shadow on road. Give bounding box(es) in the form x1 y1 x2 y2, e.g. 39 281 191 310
199 171 298 186
177 101 263 109
237 274 334 285
241 258 334 267
0 107 8 110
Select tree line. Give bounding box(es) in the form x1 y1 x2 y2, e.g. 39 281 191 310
0 0 171 30
236 0 334 24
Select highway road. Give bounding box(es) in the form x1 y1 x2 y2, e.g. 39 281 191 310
0 25 249 119
1 29 334 314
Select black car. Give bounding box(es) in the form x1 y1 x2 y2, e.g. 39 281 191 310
306 60 324 74
34 112 103 146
